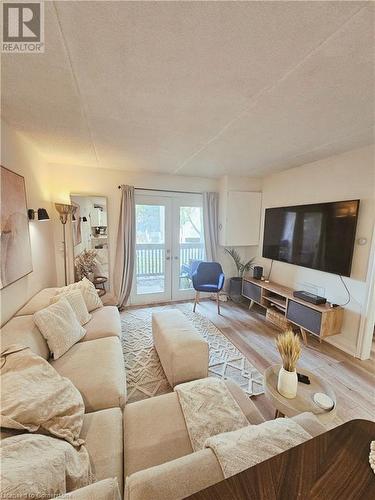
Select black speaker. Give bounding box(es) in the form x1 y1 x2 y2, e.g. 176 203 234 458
253 266 263 279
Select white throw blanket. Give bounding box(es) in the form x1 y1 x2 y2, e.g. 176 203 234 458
0 433 94 499
1 344 85 446
205 417 311 478
174 378 249 451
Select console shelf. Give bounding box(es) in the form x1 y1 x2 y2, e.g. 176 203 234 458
242 277 343 344
262 296 287 310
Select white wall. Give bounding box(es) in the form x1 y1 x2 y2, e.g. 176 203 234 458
0 121 57 325
258 145 375 355
218 175 263 283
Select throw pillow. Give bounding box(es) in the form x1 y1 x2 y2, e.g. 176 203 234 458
0 345 85 446
57 277 103 312
34 298 86 359
50 289 92 325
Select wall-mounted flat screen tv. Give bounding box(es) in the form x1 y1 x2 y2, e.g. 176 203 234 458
262 200 360 277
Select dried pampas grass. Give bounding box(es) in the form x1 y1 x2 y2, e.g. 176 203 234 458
276 329 301 372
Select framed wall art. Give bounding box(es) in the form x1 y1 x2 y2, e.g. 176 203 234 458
0 165 33 289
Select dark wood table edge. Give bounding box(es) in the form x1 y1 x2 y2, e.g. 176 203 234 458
185 419 375 500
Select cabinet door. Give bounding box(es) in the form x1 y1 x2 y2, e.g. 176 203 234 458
242 280 262 303
225 191 261 246
286 300 322 335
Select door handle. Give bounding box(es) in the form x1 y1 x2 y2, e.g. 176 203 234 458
166 256 171 260
174 256 179 260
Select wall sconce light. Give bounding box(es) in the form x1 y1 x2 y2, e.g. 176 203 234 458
28 208 50 221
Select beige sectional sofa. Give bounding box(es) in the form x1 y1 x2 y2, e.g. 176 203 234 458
0 287 126 492
123 381 326 500
1 286 328 500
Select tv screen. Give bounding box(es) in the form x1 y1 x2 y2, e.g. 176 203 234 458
262 200 359 277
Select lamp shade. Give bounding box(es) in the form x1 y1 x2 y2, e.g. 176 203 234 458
37 208 50 221
55 203 74 224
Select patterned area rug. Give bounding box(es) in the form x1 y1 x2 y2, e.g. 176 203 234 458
121 303 264 403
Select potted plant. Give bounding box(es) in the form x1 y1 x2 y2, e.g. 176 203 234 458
224 248 255 303
275 329 301 399
74 249 98 281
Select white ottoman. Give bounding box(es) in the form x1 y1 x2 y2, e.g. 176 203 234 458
152 310 209 387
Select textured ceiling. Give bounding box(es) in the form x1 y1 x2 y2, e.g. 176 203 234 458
2 1 374 177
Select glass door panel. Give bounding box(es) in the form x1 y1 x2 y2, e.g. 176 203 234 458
178 206 205 290
171 197 205 301
131 195 171 304
130 192 204 305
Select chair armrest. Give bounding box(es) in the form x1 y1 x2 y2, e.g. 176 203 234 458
218 273 225 291
192 270 199 288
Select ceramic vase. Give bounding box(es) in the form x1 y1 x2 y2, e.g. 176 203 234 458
277 366 298 399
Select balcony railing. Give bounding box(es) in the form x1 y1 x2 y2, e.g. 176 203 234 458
136 242 205 277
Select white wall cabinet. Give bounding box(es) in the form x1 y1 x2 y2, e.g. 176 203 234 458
219 190 261 247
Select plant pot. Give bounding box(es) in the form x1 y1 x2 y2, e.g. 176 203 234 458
277 366 298 399
229 277 243 303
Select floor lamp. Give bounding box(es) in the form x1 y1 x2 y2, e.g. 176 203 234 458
55 203 75 286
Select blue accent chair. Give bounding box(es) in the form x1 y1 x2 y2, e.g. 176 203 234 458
192 262 225 314
180 259 203 282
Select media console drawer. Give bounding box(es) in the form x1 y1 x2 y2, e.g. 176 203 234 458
286 300 322 335
242 280 262 303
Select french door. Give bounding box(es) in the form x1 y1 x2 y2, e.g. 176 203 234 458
130 191 205 305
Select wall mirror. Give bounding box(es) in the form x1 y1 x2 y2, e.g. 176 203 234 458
70 195 109 296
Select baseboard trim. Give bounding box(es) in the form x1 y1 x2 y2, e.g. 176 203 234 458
324 335 357 358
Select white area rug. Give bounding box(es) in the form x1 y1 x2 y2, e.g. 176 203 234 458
121 303 264 403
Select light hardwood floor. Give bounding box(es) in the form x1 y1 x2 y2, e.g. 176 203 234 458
135 299 375 423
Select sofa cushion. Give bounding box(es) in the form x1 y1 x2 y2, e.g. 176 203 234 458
51 337 126 412
0 315 49 360
124 392 193 478
123 379 256 478
82 306 121 342
81 409 124 495
15 288 59 316
125 449 222 500
57 478 121 500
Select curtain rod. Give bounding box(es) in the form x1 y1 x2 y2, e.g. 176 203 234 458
117 186 202 195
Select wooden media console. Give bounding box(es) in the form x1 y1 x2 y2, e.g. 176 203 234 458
242 277 343 344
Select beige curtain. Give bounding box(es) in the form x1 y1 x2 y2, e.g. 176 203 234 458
114 185 135 309
203 192 219 262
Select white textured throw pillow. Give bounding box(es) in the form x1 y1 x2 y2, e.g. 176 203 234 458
57 277 103 312
34 298 86 359
50 289 92 325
